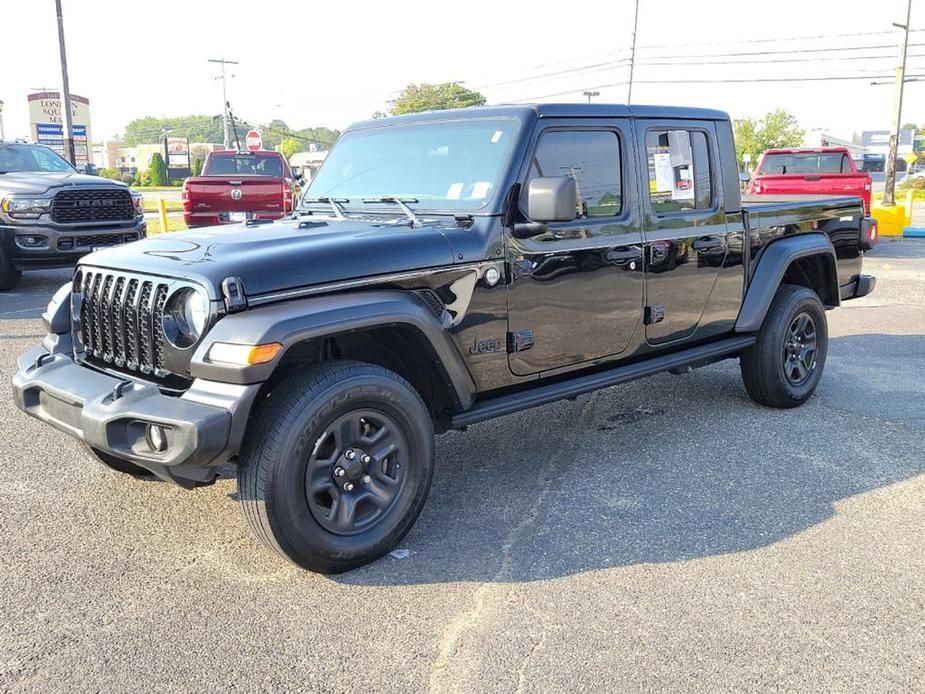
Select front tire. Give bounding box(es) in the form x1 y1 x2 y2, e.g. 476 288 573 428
0 246 21 291
238 361 435 573
740 284 828 408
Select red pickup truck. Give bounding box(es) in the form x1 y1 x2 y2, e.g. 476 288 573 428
182 150 301 227
747 147 872 212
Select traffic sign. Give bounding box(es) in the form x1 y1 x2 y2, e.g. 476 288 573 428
245 129 262 151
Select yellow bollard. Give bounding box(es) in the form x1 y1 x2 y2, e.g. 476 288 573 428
158 198 169 234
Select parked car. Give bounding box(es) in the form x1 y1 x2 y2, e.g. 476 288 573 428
13 104 878 573
181 150 301 227
0 141 144 290
747 147 872 213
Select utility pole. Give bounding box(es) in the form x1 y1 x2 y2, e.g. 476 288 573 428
626 0 640 104
883 0 912 207
55 0 76 165
208 57 239 149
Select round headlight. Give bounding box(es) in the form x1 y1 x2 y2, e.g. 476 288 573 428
164 288 209 348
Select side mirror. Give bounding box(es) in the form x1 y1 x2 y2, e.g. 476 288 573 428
738 171 751 184
292 168 304 181
83 163 98 176
526 176 577 223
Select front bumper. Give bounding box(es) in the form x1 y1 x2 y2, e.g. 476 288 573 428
3 219 146 270
11 346 257 487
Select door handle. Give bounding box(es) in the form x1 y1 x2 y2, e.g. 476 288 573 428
693 237 723 252
606 246 642 263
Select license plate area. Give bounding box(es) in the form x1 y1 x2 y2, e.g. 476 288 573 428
222 211 250 222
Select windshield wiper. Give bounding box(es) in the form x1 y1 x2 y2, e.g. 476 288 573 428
362 196 422 228
302 196 349 220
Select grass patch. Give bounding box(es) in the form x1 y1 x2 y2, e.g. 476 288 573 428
147 216 188 234
134 185 181 192
142 199 184 213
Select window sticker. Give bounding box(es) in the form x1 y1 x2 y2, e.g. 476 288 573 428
490 130 504 144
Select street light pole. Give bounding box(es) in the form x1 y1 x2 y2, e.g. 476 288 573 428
54 0 76 165
883 0 912 207
626 0 640 104
208 57 239 150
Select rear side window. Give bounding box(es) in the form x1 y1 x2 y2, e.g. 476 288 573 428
645 129 712 213
759 152 851 175
524 130 622 218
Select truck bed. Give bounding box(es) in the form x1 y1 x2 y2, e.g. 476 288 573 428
741 193 864 215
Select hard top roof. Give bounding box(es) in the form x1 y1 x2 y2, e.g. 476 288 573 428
349 103 730 130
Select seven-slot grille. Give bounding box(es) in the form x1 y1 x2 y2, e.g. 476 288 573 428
75 269 170 376
51 188 134 224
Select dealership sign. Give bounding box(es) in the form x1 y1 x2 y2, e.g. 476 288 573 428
27 91 93 165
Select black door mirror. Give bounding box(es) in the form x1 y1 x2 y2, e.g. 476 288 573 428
82 162 98 176
526 176 578 223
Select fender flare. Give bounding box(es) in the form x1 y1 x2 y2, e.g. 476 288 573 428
190 289 476 410
735 233 838 333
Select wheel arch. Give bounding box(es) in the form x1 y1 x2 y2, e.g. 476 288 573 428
736 233 838 333
190 290 477 420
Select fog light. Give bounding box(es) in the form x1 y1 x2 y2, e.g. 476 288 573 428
17 235 47 248
146 424 169 452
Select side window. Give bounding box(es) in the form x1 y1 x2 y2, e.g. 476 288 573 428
524 130 622 218
645 129 712 213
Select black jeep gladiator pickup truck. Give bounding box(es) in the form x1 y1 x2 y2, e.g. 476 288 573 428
0 141 145 290
12 104 878 573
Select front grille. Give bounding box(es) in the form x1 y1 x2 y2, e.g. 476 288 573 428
51 188 134 224
61 233 137 249
75 268 171 376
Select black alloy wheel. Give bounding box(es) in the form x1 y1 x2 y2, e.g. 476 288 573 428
782 311 818 386
306 410 409 536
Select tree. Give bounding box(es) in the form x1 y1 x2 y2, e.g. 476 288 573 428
122 115 224 145
734 109 805 167
148 152 168 187
388 82 486 116
190 156 204 177
279 138 302 159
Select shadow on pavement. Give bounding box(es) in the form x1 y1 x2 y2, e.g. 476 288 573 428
330 334 925 586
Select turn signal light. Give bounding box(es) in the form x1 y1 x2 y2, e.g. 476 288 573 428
208 342 282 365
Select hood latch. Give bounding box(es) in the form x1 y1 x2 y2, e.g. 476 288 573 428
221 276 248 314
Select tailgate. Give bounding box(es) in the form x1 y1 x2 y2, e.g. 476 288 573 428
185 176 285 212
755 174 870 208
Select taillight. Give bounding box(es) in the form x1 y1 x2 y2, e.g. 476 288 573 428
283 184 293 212
861 218 878 250
181 180 191 211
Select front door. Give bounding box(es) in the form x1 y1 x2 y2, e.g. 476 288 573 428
635 119 728 344
506 120 645 376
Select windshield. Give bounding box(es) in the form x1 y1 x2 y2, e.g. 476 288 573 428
302 118 519 212
0 143 75 174
205 153 285 177
759 152 852 175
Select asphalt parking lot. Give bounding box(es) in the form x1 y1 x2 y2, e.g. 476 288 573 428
1 241 923 693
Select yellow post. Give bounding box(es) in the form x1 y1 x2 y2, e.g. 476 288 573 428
905 190 914 223
157 198 169 234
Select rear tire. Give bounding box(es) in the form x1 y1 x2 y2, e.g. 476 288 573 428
238 361 435 573
740 284 828 408
82 443 153 477
0 246 21 291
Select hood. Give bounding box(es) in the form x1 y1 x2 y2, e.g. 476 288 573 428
82 217 460 298
0 171 128 196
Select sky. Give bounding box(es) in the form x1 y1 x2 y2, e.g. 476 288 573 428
0 0 922 143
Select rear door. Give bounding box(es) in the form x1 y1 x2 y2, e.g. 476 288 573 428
636 119 728 344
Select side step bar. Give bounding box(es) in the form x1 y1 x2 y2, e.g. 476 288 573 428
451 335 756 428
